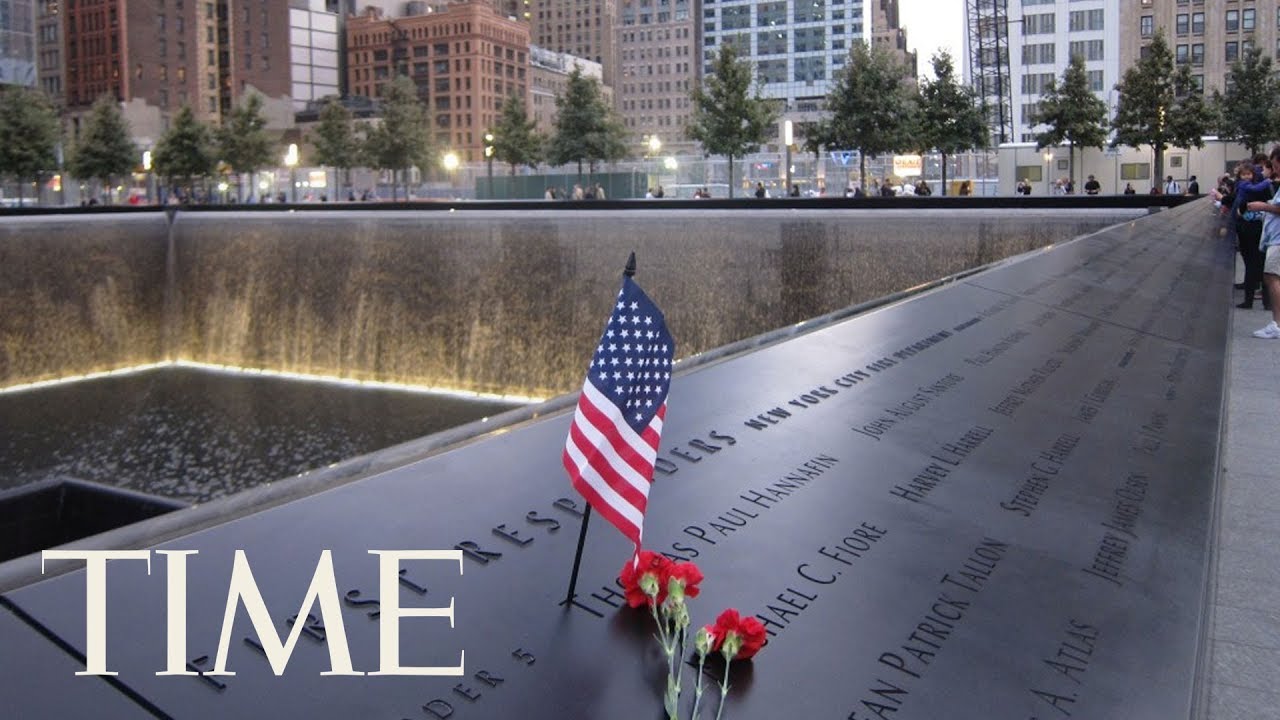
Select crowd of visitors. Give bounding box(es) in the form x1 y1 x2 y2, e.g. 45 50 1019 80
1211 149 1280 340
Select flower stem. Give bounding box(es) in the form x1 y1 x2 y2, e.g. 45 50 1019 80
714 658 733 720
691 651 708 718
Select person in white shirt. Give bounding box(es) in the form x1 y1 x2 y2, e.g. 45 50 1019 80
1164 175 1181 195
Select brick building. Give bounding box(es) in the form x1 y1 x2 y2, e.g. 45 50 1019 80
346 1 530 162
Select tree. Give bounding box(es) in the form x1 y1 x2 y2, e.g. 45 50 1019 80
492 95 542 174
0 87 60 205
216 92 275 202
152 104 216 201
546 68 626 181
67 95 137 204
1029 53 1108 192
686 44 777 198
1112 31 1211 185
310 97 362 195
1216 46 1279 155
364 76 432 201
824 40 917 192
1167 63 1216 159
917 51 988 195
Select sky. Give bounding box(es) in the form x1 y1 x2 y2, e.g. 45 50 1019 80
897 0 966 78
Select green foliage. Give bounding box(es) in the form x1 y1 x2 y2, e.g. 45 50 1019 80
1168 64 1215 154
547 68 627 178
1030 54 1109 189
67 95 137 202
0 86 60 203
1215 46 1278 155
364 76 433 199
824 40 917 191
310 97 362 176
153 105 216 189
492 95 543 173
917 51 987 194
1111 32 1211 182
216 92 275 201
686 44 777 197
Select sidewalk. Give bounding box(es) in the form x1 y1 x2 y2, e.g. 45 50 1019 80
1205 278 1280 717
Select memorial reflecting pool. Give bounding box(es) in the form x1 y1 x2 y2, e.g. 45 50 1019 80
0 367 520 503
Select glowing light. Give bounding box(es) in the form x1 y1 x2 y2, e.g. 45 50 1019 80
442 152 460 171
0 360 544 404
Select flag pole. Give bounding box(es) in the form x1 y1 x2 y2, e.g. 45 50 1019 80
564 252 638 605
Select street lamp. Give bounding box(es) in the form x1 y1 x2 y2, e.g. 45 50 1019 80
443 151 459 195
1043 150 1054 195
284 143 299 203
783 120 793 197
142 150 154 205
484 132 495 194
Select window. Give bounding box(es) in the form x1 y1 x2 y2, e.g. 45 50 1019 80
1067 40 1103 62
793 0 823 23
758 58 785 83
1120 163 1150 181
1191 12 1204 34
794 26 824 52
794 56 824 82
1225 10 1238 33
1087 70 1103 92
1225 41 1238 63
757 1 784 26
1140 16 1153 37
1242 9 1255 32
1176 13 1188 35
722 5 749 29
1021 102 1039 121
1068 9 1103 32
1176 44 1189 64
757 30 786 55
1015 166 1042 183
1021 43 1054 65
1024 13 1053 35
1191 43 1203 65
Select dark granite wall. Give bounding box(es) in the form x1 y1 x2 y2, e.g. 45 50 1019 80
1 208 1142 397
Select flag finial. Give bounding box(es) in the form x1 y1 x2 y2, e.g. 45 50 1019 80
624 252 637 278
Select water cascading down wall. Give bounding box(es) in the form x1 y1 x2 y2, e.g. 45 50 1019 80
0 208 1143 399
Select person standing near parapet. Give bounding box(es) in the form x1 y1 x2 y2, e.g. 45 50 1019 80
1246 147 1280 338
1233 158 1273 310
1188 175 1200 195
1164 175 1181 195
1084 175 1101 195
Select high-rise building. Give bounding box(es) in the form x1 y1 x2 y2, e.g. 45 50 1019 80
872 0 916 80
970 0 1119 144
615 0 698 150
54 0 297 143
289 1 342 111
346 1 531 162
1119 0 1280 96
530 0 617 86
701 0 865 118
0 0 36 88
529 44 605 136
36 0 60 100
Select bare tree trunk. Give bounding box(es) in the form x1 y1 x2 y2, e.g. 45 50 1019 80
940 153 949 196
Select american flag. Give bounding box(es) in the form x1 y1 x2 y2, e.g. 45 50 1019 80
563 275 675 549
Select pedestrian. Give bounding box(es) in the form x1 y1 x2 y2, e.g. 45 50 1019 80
1164 175 1181 195
654 185 665 198
595 183 606 200
572 184 584 200
958 180 972 196
789 184 800 197
1084 175 1101 195
1188 175 1200 195
1123 182 1136 195
1247 147 1280 337
754 181 766 199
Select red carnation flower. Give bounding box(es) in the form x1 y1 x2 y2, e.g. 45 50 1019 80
712 608 768 660
619 550 673 608
666 561 704 600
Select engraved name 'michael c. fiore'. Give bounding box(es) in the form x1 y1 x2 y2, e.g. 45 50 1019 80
40 549 465 677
